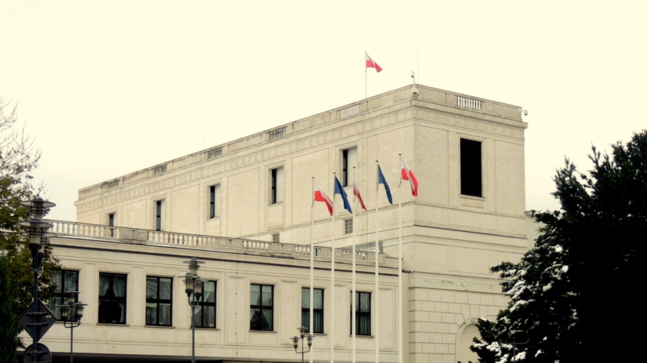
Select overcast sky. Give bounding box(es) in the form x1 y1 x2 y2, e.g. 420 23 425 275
1 0 645 222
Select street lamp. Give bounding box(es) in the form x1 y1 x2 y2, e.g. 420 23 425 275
18 197 55 363
291 326 313 363
180 258 204 363
60 292 87 363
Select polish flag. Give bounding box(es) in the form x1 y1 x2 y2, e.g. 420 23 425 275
353 175 367 210
313 180 333 216
400 157 419 196
365 53 383 73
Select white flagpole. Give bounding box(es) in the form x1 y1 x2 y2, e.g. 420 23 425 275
310 178 315 363
352 167 358 363
374 161 380 363
397 154 403 363
365 51 368 99
330 173 336 363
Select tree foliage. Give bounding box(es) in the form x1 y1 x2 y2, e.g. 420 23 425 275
472 131 646 362
0 99 59 355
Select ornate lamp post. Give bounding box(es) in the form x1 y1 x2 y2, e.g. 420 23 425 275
180 258 204 363
60 292 87 363
18 197 55 363
291 326 313 363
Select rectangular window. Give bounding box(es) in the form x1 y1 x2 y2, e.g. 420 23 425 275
302 288 324 334
250 284 273 331
195 281 217 328
209 185 219 219
108 213 115 237
460 138 482 197
341 147 358 187
99 273 127 324
146 276 173 326
155 200 163 231
270 167 284 204
351 291 371 336
49 270 79 320
344 219 353 234
272 233 280 243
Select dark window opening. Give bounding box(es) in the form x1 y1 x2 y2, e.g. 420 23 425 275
155 200 163 231
351 291 371 336
209 185 217 219
460 139 482 197
271 169 278 204
146 276 172 326
302 288 324 333
99 273 127 324
50 270 79 320
250 284 273 331
195 281 217 328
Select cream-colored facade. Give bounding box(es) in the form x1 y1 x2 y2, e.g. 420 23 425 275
39 84 528 363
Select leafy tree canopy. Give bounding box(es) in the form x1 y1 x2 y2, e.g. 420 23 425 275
0 99 59 357
472 131 646 362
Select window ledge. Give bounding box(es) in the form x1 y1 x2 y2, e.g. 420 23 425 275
249 330 277 334
97 323 129 327
144 325 175 329
459 194 486 208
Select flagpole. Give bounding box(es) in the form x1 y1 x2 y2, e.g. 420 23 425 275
352 167 357 363
397 155 403 363
365 51 368 99
310 178 315 363
330 173 336 363
374 160 380 363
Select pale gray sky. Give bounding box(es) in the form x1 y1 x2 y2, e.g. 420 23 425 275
1 0 645 221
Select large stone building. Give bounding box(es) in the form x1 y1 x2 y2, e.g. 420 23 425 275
37 84 529 363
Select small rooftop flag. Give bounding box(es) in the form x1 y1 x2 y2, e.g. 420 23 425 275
377 164 393 204
400 156 419 196
334 176 353 214
313 180 333 216
365 53 383 73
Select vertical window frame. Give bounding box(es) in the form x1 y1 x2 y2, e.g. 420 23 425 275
302 287 324 334
250 284 274 331
209 185 219 219
50 269 80 320
269 167 284 205
341 147 358 187
460 138 483 197
351 291 371 336
195 280 217 328
344 219 353 234
155 200 164 231
145 276 173 327
98 272 128 324
108 213 116 237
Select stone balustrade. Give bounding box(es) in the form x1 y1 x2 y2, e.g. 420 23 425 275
47 220 386 265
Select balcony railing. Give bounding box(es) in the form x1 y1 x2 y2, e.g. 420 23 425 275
47 220 385 265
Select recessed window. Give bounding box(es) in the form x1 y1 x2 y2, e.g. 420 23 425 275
460 139 482 197
99 273 127 324
272 233 280 243
195 281 217 328
108 213 115 237
351 291 371 336
344 219 353 234
270 167 284 204
50 270 79 320
155 200 163 231
341 147 358 187
146 276 173 326
250 284 273 331
209 185 219 219
302 288 324 333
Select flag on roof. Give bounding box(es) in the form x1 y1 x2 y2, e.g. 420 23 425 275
365 53 383 73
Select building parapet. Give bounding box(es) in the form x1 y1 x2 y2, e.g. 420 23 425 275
47 220 389 266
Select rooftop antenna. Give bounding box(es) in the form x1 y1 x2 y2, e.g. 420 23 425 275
411 71 419 98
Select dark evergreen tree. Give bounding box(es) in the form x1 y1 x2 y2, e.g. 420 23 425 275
472 131 646 362
0 257 21 363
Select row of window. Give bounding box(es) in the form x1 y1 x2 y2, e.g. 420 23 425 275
52 271 372 335
106 140 482 230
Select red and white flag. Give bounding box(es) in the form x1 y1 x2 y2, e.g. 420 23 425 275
400 157 419 196
365 53 383 73
313 179 334 216
353 175 367 210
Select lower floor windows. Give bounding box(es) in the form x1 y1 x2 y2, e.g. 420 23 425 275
146 276 172 326
351 291 371 336
50 270 79 320
195 281 217 328
250 284 273 331
99 273 127 324
302 288 324 333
